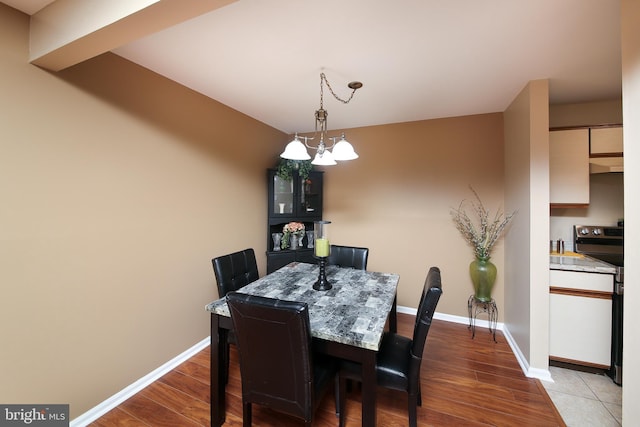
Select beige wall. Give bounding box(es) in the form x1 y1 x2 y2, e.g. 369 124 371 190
0 5 285 417
503 80 550 374
621 0 639 421
1 4 509 417
322 114 506 319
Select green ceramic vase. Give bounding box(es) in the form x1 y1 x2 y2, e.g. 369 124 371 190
469 256 497 302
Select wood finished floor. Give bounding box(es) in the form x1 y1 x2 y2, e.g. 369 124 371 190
89 314 565 426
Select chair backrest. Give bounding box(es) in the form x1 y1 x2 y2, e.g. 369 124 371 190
413 266 438 331
327 245 369 270
410 266 443 369
226 292 315 422
212 248 259 297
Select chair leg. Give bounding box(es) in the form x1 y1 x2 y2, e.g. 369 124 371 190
243 401 251 427
408 394 419 427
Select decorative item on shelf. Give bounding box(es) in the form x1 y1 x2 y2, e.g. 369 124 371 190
280 72 362 166
304 179 312 194
281 221 305 250
290 234 301 250
313 221 332 291
450 186 516 302
306 231 314 248
272 233 282 251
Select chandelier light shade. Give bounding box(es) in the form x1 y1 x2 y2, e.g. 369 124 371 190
280 136 311 160
312 149 337 165
331 133 359 161
281 73 362 166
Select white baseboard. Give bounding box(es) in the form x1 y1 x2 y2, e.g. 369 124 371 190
398 304 504 331
70 337 210 427
501 326 552 382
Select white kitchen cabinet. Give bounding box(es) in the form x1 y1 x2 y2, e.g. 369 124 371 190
590 127 623 154
589 126 623 173
549 129 590 206
549 269 613 368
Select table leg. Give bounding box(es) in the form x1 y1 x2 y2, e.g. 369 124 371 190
360 350 377 427
210 314 226 427
389 294 398 333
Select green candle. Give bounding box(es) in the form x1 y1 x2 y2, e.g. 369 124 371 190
315 238 329 257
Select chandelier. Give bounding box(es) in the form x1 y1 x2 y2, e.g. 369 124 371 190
280 72 362 166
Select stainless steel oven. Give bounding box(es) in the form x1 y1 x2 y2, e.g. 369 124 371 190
574 225 623 385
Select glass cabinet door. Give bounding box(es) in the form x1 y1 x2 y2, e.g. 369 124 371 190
273 175 293 215
300 175 321 215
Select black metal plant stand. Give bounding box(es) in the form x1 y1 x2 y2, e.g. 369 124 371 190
467 295 498 342
313 257 332 291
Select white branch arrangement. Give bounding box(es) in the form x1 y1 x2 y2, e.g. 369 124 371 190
450 187 517 260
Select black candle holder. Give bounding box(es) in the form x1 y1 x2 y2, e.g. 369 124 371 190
313 256 332 291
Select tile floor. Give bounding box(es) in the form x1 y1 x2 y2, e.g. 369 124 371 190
541 366 622 426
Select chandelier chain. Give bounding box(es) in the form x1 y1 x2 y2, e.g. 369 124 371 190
320 72 358 108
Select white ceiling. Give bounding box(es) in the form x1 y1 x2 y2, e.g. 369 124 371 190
5 0 622 134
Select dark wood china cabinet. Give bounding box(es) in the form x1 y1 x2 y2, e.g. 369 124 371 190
266 169 323 273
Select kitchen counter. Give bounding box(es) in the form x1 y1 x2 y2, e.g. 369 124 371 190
549 254 615 369
550 253 616 274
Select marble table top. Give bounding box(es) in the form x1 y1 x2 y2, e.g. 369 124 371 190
206 262 399 351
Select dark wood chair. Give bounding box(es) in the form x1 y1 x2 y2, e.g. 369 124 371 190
327 245 369 270
338 266 443 427
227 292 338 426
211 248 259 382
212 248 259 298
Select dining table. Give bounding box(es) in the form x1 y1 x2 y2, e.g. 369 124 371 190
205 261 400 427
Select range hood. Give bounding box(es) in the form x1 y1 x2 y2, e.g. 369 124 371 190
590 157 623 174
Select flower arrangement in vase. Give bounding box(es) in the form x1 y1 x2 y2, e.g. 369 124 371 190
450 187 516 302
281 221 306 250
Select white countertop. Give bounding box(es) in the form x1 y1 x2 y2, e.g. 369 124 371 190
550 254 617 274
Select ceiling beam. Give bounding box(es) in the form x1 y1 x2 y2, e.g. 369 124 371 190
29 0 237 71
